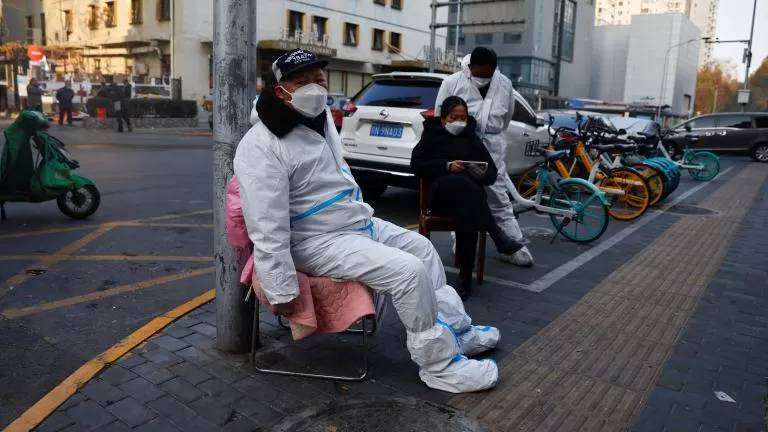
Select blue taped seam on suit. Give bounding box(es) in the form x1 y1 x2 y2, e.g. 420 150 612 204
449 354 466 365
290 189 354 225
436 318 461 349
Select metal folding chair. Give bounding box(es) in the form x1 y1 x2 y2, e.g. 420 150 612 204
250 290 387 382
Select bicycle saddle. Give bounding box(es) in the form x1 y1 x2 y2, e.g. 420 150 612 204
593 144 615 152
539 149 569 161
613 143 637 152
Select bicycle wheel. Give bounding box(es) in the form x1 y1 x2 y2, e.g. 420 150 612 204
516 166 540 199
599 167 650 221
548 181 609 243
631 163 665 206
686 152 720 181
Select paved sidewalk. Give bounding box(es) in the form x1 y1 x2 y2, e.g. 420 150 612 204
29 164 768 432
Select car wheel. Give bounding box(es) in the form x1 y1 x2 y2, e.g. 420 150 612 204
751 143 768 163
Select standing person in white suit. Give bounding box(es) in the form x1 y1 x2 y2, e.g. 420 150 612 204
234 49 500 393
435 47 534 267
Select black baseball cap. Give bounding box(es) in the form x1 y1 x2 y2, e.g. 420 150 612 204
271 49 328 81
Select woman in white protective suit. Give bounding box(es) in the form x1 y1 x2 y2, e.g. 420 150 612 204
435 47 534 267
233 49 500 393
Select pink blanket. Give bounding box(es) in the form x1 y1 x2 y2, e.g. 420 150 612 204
226 176 374 340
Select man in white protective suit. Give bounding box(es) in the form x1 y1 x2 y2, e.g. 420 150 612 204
233 49 500 393
435 47 534 267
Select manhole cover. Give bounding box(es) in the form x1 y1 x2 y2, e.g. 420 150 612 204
270 397 484 432
522 226 555 238
666 204 716 216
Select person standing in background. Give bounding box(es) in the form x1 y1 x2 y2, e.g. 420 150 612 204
26 78 44 112
56 81 75 126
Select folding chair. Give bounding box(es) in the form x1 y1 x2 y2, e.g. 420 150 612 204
250 287 387 382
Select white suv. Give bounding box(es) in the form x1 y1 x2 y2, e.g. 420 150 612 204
340 72 549 199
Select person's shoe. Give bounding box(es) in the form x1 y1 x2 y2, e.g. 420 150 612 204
418 355 498 393
458 325 501 356
501 246 535 267
454 272 472 300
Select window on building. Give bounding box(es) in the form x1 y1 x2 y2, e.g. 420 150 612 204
288 10 304 37
25 16 34 43
94 59 102 70
105 2 117 27
88 5 99 29
157 0 171 21
373 0 386 5
63 10 73 36
389 31 402 52
312 16 327 42
475 33 493 44
131 0 143 24
552 0 576 62
372 29 385 51
503 32 522 44
344 23 359 46
40 13 47 44
391 0 403 9
497 57 554 92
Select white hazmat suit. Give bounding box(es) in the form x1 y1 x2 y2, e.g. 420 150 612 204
234 89 500 393
435 56 534 267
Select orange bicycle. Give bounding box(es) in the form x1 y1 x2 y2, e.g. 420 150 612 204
518 118 650 221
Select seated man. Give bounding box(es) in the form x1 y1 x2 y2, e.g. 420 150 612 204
234 49 500 393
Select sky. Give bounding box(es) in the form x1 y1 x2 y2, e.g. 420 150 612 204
711 0 767 80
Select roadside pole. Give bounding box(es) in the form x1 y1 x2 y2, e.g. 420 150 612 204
213 0 257 352
429 0 437 72
740 0 757 112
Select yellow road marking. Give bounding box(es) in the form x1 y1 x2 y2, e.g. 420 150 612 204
0 255 213 262
0 210 213 240
1 267 214 320
0 226 114 298
2 289 216 432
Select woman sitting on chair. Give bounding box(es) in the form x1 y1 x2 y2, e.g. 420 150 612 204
411 96 527 299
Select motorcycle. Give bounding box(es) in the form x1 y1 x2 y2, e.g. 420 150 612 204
0 111 100 221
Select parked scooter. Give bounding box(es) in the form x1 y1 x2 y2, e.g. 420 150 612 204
0 111 100 221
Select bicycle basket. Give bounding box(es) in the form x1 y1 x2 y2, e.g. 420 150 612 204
525 140 545 157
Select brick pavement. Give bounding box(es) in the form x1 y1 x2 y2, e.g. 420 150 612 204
31 164 768 432
449 164 768 431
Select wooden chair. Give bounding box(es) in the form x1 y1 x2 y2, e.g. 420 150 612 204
417 178 486 284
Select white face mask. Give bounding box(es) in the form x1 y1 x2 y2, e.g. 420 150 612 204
471 76 491 88
445 121 467 136
280 83 328 118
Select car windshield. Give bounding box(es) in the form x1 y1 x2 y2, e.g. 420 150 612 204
354 79 441 109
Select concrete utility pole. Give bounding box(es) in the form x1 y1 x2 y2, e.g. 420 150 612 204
429 0 438 72
741 0 758 111
553 0 566 97
213 0 257 353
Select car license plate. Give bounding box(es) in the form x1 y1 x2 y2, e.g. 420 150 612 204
370 123 403 139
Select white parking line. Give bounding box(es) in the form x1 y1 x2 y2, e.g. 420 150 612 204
525 166 734 293
444 266 537 292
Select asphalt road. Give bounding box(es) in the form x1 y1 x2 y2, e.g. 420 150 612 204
0 123 757 428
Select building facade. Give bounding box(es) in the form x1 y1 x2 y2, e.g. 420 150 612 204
594 0 717 65
39 0 445 104
448 0 596 99
591 13 701 118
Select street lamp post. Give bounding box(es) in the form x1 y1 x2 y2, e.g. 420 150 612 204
656 38 699 122
741 0 758 111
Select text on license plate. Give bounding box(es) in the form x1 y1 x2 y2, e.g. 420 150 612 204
369 123 403 139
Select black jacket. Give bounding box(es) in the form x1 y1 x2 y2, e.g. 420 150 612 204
410 116 498 186
56 87 75 108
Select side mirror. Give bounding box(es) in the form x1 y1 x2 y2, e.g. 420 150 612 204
618 129 627 135
684 124 692 132
535 116 546 127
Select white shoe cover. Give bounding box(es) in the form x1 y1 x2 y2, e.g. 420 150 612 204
502 246 534 267
418 356 498 393
458 325 501 356
407 323 499 393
